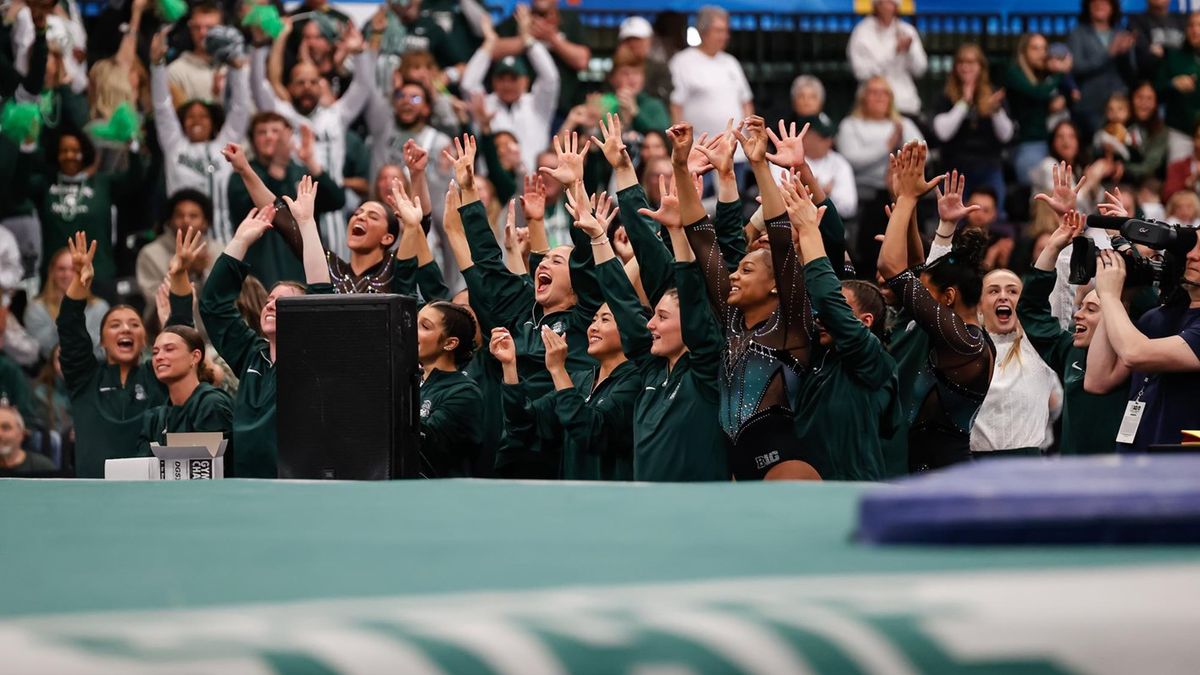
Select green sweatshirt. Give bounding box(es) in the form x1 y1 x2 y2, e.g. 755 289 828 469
22 154 143 284
595 257 728 481
56 293 192 478
1004 62 1064 143
199 254 282 478
418 367 483 477
227 160 346 289
457 199 601 478
881 309 932 478
1017 268 1127 454
1156 45 1200 135
136 382 234 457
630 92 671 135
502 358 640 481
794 257 901 481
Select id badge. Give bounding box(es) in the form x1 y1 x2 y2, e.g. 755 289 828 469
1115 400 1145 444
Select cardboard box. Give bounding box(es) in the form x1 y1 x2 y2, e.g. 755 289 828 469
104 433 227 480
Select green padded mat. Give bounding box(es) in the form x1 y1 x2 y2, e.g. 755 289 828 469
3 478 1195 619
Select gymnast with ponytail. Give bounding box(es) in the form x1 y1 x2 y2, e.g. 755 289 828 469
876 142 996 471
137 228 235 461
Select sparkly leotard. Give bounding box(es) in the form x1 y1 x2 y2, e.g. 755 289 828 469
686 214 813 479
885 269 995 471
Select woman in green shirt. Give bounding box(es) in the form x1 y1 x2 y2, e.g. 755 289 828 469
56 232 190 478
1005 33 1068 186
137 324 233 457
491 186 639 481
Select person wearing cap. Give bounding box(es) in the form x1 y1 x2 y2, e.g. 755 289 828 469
166 2 225 106
847 0 928 117
461 9 559 175
604 45 670 135
492 0 590 118
668 6 754 145
616 16 672 103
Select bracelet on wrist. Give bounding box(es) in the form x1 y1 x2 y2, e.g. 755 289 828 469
590 236 609 246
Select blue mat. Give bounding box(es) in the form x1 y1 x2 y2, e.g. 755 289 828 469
857 455 1200 544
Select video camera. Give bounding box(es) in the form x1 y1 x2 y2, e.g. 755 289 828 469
1068 215 1198 303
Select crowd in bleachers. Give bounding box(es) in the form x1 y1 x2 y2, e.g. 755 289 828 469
2 0 1199 480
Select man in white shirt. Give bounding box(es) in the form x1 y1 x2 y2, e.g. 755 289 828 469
167 2 224 105
847 0 927 116
668 5 753 139
800 114 858 220
460 13 560 174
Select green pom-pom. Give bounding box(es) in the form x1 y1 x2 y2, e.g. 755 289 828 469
91 102 141 144
156 0 187 23
0 101 41 145
241 5 284 39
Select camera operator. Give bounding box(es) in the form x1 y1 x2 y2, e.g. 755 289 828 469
1085 241 1200 451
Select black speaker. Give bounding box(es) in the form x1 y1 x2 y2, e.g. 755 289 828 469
275 293 420 479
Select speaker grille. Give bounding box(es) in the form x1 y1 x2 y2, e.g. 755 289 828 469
276 294 418 479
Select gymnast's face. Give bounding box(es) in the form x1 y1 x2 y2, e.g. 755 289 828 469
586 304 623 358
647 292 683 359
727 249 776 311
101 307 146 367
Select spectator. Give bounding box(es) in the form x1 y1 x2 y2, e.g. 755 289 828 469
1006 33 1069 187
19 130 143 301
251 25 371 259
933 43 1013 206
11 0 88 96
605 46 670 135
135 190 222 310
1157 13 1200 162
0 406 54 475
800 114 857 220
1086 245 1200 451
364 0 469 80
616 15 671 103
963 187 1017 271
151 30 251 245
1164 189 1200 228
1093 93 1132 160
1163 120 1200 201
87 0 150 121
787 75 825 122
365 79 452 193
25 247 110 361
166 2 224 106
847 0 927 117
1128 0 1186 84
32 346 73 441
1067 0 1133 136
668 7 753 145
279 14 352 100
397 50 461 136
492 1 590 117
837 76 923 212
1032 121 1120 211
461 20 559 176
1123 81 1170 184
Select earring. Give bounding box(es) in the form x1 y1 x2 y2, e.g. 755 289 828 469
769 288 779 295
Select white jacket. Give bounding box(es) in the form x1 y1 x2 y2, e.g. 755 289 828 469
847 17 928 116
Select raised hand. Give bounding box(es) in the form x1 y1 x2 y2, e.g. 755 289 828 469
564 183 605 239
780 175 827 234
468 92 495 133
732 116 769 165
540 131 590 186
541 325 568 372
442 134 477 189
385 176 423 229
666 122 694 167
222 143 250 173
693 120 736 176
489 326 517 365
233 206 277 246
1034 161 1087 216
66 231 97 289
502 202 530 256
150 28 168 64
520 174 546 221
403 139 429 173
592 190 617 231
1094 248 1126 299
443 183 464 236
935 169 981 224
342 22 365 54
168 226 207 278
637 174 681 230
1098 187 1129 217
765 119 809 168
894 141 942 200
296 126 320 173
282 175 318 224
590 112 632 169
1048 210 1086 252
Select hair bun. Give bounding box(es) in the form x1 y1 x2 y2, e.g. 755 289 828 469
950 227 989 269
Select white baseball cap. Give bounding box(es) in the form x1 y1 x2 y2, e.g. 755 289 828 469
618 16 653 41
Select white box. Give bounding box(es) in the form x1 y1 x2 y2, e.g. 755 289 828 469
104 432 227 480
